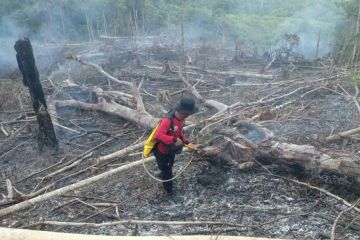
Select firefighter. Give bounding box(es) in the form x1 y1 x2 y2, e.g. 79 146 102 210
153 96 198 195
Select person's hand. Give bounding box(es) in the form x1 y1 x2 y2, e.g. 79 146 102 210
174 138 184 146
186 143 199 152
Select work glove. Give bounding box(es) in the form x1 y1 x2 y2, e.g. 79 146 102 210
185 143 200 152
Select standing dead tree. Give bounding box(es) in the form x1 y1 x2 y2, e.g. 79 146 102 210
14 38 58 151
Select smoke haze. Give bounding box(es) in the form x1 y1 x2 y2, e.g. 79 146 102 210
0 17 25 70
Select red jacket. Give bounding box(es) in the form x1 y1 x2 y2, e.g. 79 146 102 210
154 116 189 154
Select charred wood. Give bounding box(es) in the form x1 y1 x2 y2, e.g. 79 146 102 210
14 38 58 151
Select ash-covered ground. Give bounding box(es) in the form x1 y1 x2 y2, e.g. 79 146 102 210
1 39 360 239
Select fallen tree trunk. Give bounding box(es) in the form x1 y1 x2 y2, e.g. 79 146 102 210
264 142 360 184
0 140 146 207
145 64 275 80
201 135 360 187
326 126 360 142
96 141 145 164
65 53 148 113
178 70 228 111
53 99 158 129
263 56 277 73
0 227 285 240
0 157 155 218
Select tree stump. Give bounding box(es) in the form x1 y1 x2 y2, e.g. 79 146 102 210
162 60 173 74
36 110 58 151
14 38 58 151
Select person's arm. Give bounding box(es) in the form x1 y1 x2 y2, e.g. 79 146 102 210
180 122 189 145
154 118 177 145
180 134 189 145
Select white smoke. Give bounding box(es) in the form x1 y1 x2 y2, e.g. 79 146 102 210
274 1 341 58
0 17 26 70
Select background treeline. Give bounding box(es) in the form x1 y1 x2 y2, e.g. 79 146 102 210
0 0 359 62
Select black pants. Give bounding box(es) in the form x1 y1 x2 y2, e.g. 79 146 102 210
153 148 175 193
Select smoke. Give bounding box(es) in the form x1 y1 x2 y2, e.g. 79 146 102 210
0 6 82 77
0 17 26 72
152 1 342 60
0 0 344 74
273 1 341 58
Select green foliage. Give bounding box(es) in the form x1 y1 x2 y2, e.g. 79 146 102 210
334 0 360 64
353 74 360 86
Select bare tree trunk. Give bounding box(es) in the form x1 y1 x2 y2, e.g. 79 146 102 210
102 10 108 36
85 12 94 42
14 38 58 151
350 1 360 64
315 32 321 58
181 2 186 67
129 10 141 67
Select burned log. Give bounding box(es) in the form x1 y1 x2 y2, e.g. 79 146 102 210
14 38 58 151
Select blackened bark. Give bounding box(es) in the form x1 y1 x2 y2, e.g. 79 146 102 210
36 110 58 151
14 38 58 151
14 38 47 112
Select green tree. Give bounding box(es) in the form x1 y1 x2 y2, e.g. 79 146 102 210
334 0 360 64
